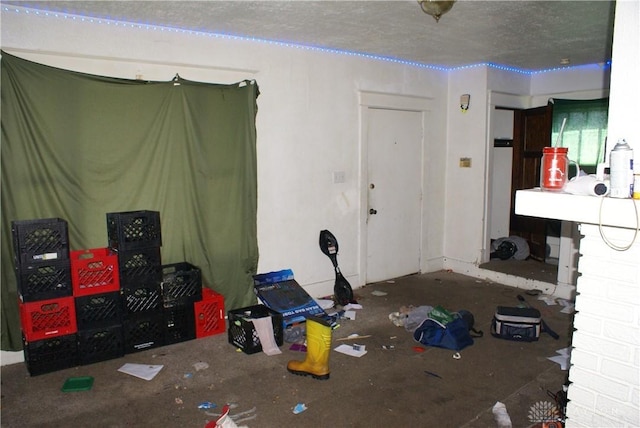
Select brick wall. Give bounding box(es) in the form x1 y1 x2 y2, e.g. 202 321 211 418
566 223 640 427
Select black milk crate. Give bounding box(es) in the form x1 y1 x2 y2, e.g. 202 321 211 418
123 313 164 354
107 210 162 251
161 262 202 307
117 247 162 289
23 333 78 376
122 284 162 317
228 305 283 355
16 259 72 302
163 304 196 345
12 218 70 266
75 291 123 330
78 324 124 365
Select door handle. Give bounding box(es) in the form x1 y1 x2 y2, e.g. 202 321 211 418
369 208 377 215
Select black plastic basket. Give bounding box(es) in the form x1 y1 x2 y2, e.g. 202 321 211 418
123 313 164 354
75 292 123 330
117 247 162 289
12 218 70 266
122 284 162 317
23 334 78 376
163 305 196 345
227 305 283 354
78 325 124 365
16 259 72 302
107 210 161 251
161 262 202 307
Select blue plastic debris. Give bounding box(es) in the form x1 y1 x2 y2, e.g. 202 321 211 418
293 403 307 414
198 401 217 409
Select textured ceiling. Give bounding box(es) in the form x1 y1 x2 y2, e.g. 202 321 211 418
3 0 616 71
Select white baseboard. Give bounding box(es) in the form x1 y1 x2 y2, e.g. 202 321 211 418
1 350 24 367
443 258 575 300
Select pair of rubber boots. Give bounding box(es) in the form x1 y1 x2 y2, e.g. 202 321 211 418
287 316 332 380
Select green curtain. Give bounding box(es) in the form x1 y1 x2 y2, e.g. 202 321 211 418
1 51 259 351
552 98 609 169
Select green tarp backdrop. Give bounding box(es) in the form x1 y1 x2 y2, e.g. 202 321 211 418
1 51 259 351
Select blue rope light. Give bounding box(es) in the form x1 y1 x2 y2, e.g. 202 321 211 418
3 5 611 75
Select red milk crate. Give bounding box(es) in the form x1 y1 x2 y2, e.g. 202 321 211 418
71 248 120 297
20 296 77 342
194 288 226 339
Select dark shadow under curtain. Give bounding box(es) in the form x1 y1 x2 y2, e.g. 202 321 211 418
1 51 259 351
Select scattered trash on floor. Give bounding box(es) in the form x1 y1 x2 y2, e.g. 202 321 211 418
175 397 184 405
538 294 559 306
492 401 512 428
194 361 210 371
527 400 561 424
198 401 217 409
556 298 575 314
382 345 395 350
184 373 193 379
334 343 367 357
313 298 335 310
371 290 387 296
343 310 357 320
412 346 425 353
289 343 307 352
452 352 461 360
336 333 371 341
61 376 94 392
205 404 256 427
423 370 441 379
117 363 164 381
292 403 307 414
547 347 571 370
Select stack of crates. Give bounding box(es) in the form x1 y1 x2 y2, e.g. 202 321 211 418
71 248 123 365
107 210 164 354
12 211 228 376
161 262 202 344
11 218 77 376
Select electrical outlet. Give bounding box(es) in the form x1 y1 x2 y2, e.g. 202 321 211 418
459 158 472 168
333 171 346 183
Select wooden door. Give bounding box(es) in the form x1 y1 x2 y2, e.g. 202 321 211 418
510 104 552 260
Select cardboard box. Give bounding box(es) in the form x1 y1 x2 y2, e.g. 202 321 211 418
253 269 326 328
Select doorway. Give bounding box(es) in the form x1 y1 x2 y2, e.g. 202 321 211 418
365 108 422 282
358 92 431 285
484 102 559 282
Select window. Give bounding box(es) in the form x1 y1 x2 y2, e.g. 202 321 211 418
551 98 609 173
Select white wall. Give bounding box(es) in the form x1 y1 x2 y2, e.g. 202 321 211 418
443 66 489 265
530 65 611 106
0 6 449 296
490 109 514 240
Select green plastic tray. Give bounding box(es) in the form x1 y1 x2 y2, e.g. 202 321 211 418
61 376 94 392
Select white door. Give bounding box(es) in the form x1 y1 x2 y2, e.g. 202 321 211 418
366 108 423 283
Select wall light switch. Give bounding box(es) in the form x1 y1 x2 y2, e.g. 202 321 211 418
459 158 472 168
333 171 346 183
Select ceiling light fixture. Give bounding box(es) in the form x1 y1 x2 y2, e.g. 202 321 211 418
418 0 456 22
